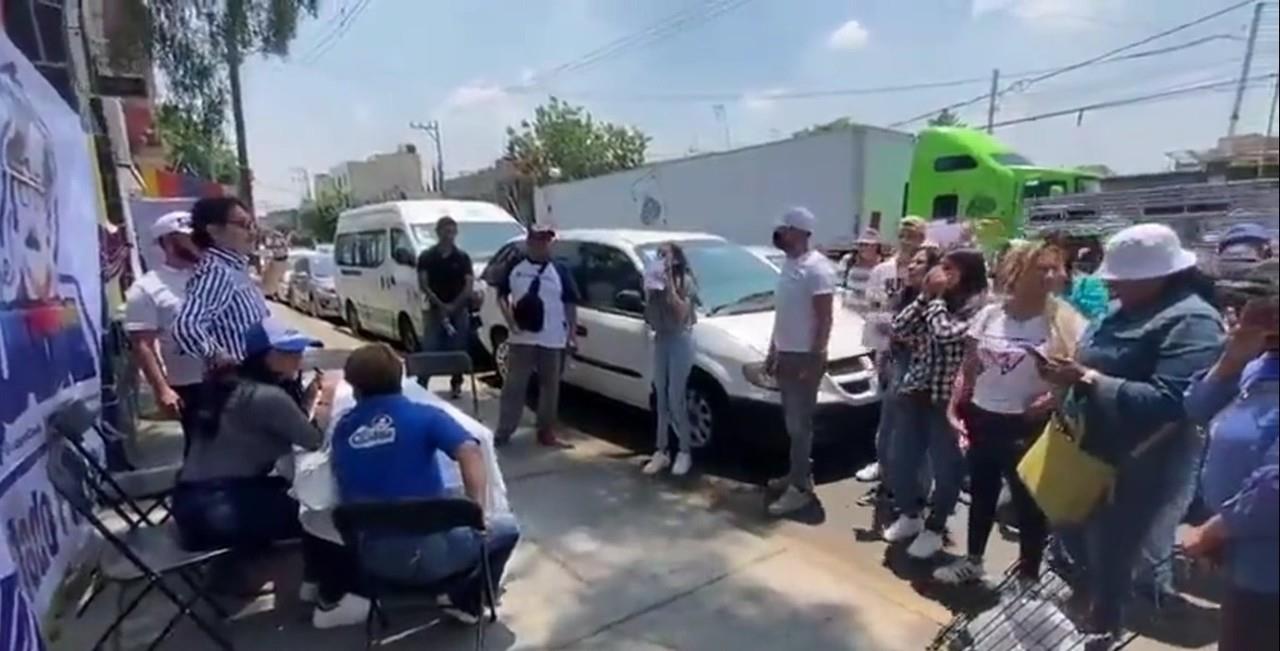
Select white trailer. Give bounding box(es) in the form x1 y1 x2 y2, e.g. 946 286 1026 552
534 125 915 250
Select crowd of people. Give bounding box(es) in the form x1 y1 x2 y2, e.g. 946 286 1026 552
121 194 1276 647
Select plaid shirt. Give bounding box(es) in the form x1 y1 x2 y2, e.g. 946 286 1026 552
892 294 980 404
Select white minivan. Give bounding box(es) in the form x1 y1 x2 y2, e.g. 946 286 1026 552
334 200 526 350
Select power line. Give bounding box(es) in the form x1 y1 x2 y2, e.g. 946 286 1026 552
301 0 374 64
888 0 1258 127
989 72 1278 128
518 0 757 89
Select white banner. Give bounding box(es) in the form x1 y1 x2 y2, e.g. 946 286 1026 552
1 30 104 650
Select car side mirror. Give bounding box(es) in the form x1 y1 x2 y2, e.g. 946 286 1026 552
392 248 416 266
614 289 645 313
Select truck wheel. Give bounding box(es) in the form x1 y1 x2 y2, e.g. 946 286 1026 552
345 301 363 335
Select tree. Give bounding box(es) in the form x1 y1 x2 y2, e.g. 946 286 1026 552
154 103 238 184
299 187 352 243
928 108 965 127
142 0 320 206
793 117 855 138
505 97 650 185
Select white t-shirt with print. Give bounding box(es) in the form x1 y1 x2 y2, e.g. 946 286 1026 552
772 250 837 353
504 258 574 349
124 265 204 387
968 302 1052 414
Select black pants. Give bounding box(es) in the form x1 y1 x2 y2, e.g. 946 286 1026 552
961 404 1048 578
1220 587 1280 651
172 383 203 459
173 476 356 602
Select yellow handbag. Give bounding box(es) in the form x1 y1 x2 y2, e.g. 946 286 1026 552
1016 413 1115 526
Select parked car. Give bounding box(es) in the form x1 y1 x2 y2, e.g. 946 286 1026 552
271 248 313 303
745 245 786 269
288 252 342 319
334 199 526 351
477 229 879 453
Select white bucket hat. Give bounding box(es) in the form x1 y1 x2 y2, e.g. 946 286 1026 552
1097 223 1198 281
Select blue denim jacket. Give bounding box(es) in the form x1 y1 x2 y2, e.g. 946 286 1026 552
1067 288 1225 463
1185 354 1280 594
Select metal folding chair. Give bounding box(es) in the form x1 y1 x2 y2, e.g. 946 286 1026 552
333 499 498 651
44 434 234 650
403 351 481 416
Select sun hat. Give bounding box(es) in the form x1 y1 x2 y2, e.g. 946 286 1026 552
1096 223 1198 281
855 228 881 245
151 211 192 241
243 317 320 357
777 207 817 233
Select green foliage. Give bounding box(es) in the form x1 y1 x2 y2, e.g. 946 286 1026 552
143 0 320 137
299 187 352 242
927 108 965 127
154 103 237 183
793 117 855 137
505 97 650 185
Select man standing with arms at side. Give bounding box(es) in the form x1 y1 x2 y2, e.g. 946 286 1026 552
124 212 205 456
416 216 474 399
765 207 836 516
493 224 581 448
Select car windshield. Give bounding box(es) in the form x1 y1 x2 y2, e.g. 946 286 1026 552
412 221 525 260
310 256 335 278
636 240 779 316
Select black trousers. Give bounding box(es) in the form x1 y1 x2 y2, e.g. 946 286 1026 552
1220 587 1280 651
961 404 1049 578
173 383 203 459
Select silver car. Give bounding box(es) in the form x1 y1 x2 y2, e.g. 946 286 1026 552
288 252 343 319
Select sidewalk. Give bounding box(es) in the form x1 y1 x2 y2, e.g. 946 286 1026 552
51 393 937 651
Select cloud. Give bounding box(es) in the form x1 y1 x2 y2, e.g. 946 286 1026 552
826 19 870 51
434 79 534 173
742 87 789 113
441 81 511 111
972 0 1105 30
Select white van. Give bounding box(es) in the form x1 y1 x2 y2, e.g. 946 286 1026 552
333 200 525 350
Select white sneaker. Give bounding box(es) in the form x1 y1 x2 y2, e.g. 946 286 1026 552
298 581 319 604
671 452 693 477
882 515 924 543
854 462 881 482
767 486 816 516
934 557 985 584
642 452 671 475
907 528 946 559
312 594 371 629
766 476 789 492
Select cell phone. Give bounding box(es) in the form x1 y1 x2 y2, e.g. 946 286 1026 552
1021 344 1049 364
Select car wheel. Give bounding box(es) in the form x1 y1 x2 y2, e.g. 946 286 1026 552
345 301 364 335
491 329 510 385
686 374 725 451
307 294 319 317
398 313 420 352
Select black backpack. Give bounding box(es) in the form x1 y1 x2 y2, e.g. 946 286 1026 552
513 262 551 333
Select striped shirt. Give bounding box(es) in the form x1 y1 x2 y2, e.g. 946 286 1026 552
172 246 269 365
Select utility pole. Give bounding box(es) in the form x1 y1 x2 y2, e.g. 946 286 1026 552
290 167 312 203
1227 1 1263 138
1266 73 1279 139
985 68 1000 133
712 104 731 149
224 1 254 209
410 120 444 193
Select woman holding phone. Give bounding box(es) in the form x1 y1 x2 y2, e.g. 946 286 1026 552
935 240 1085 585
642 242 700 477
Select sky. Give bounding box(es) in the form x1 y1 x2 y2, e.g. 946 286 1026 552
240 0 1280 212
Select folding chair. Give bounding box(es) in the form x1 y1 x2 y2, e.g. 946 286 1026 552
333 499 498 651
44 435 235 651
404 351 481 416
303 347 354 372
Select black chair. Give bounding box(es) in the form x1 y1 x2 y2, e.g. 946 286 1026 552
44 433 234 650
403 351 481 416
333 499 498 651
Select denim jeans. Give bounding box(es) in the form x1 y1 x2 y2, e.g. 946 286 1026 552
1136 430 1205 597
1058 429 1199 633
652 332 695 453
423 308 472 389
358 515 521 610
890 396 964 532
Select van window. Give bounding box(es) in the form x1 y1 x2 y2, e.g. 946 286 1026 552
335 234 358 266
390 228 416 266
932 194 959 219
354 230 386 268
933 155 978 172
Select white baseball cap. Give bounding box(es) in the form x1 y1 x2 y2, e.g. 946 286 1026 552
151 211 193 241
777 207 817 234
1097 223 1198 281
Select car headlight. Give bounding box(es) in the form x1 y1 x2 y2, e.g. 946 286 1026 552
742 362 779 391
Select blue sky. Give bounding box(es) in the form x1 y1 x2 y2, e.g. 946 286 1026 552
241 0 1280 211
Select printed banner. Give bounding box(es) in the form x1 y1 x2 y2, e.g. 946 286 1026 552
1 30 104 648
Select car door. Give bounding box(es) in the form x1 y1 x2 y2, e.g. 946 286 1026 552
557 240 652 407
388 227 424 338
359 228 391 337
290 255 311 308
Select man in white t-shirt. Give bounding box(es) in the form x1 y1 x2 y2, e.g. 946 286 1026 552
765 207 836 516
494 224 582 448
854 216 927 488
124 211 205 455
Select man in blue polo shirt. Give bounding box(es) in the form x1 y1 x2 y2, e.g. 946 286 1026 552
331 343 520 624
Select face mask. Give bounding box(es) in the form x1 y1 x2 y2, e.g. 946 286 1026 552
772 230 786 250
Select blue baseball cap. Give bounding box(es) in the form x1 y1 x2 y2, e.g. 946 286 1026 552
243 317 319 357
1219 223 1271 250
